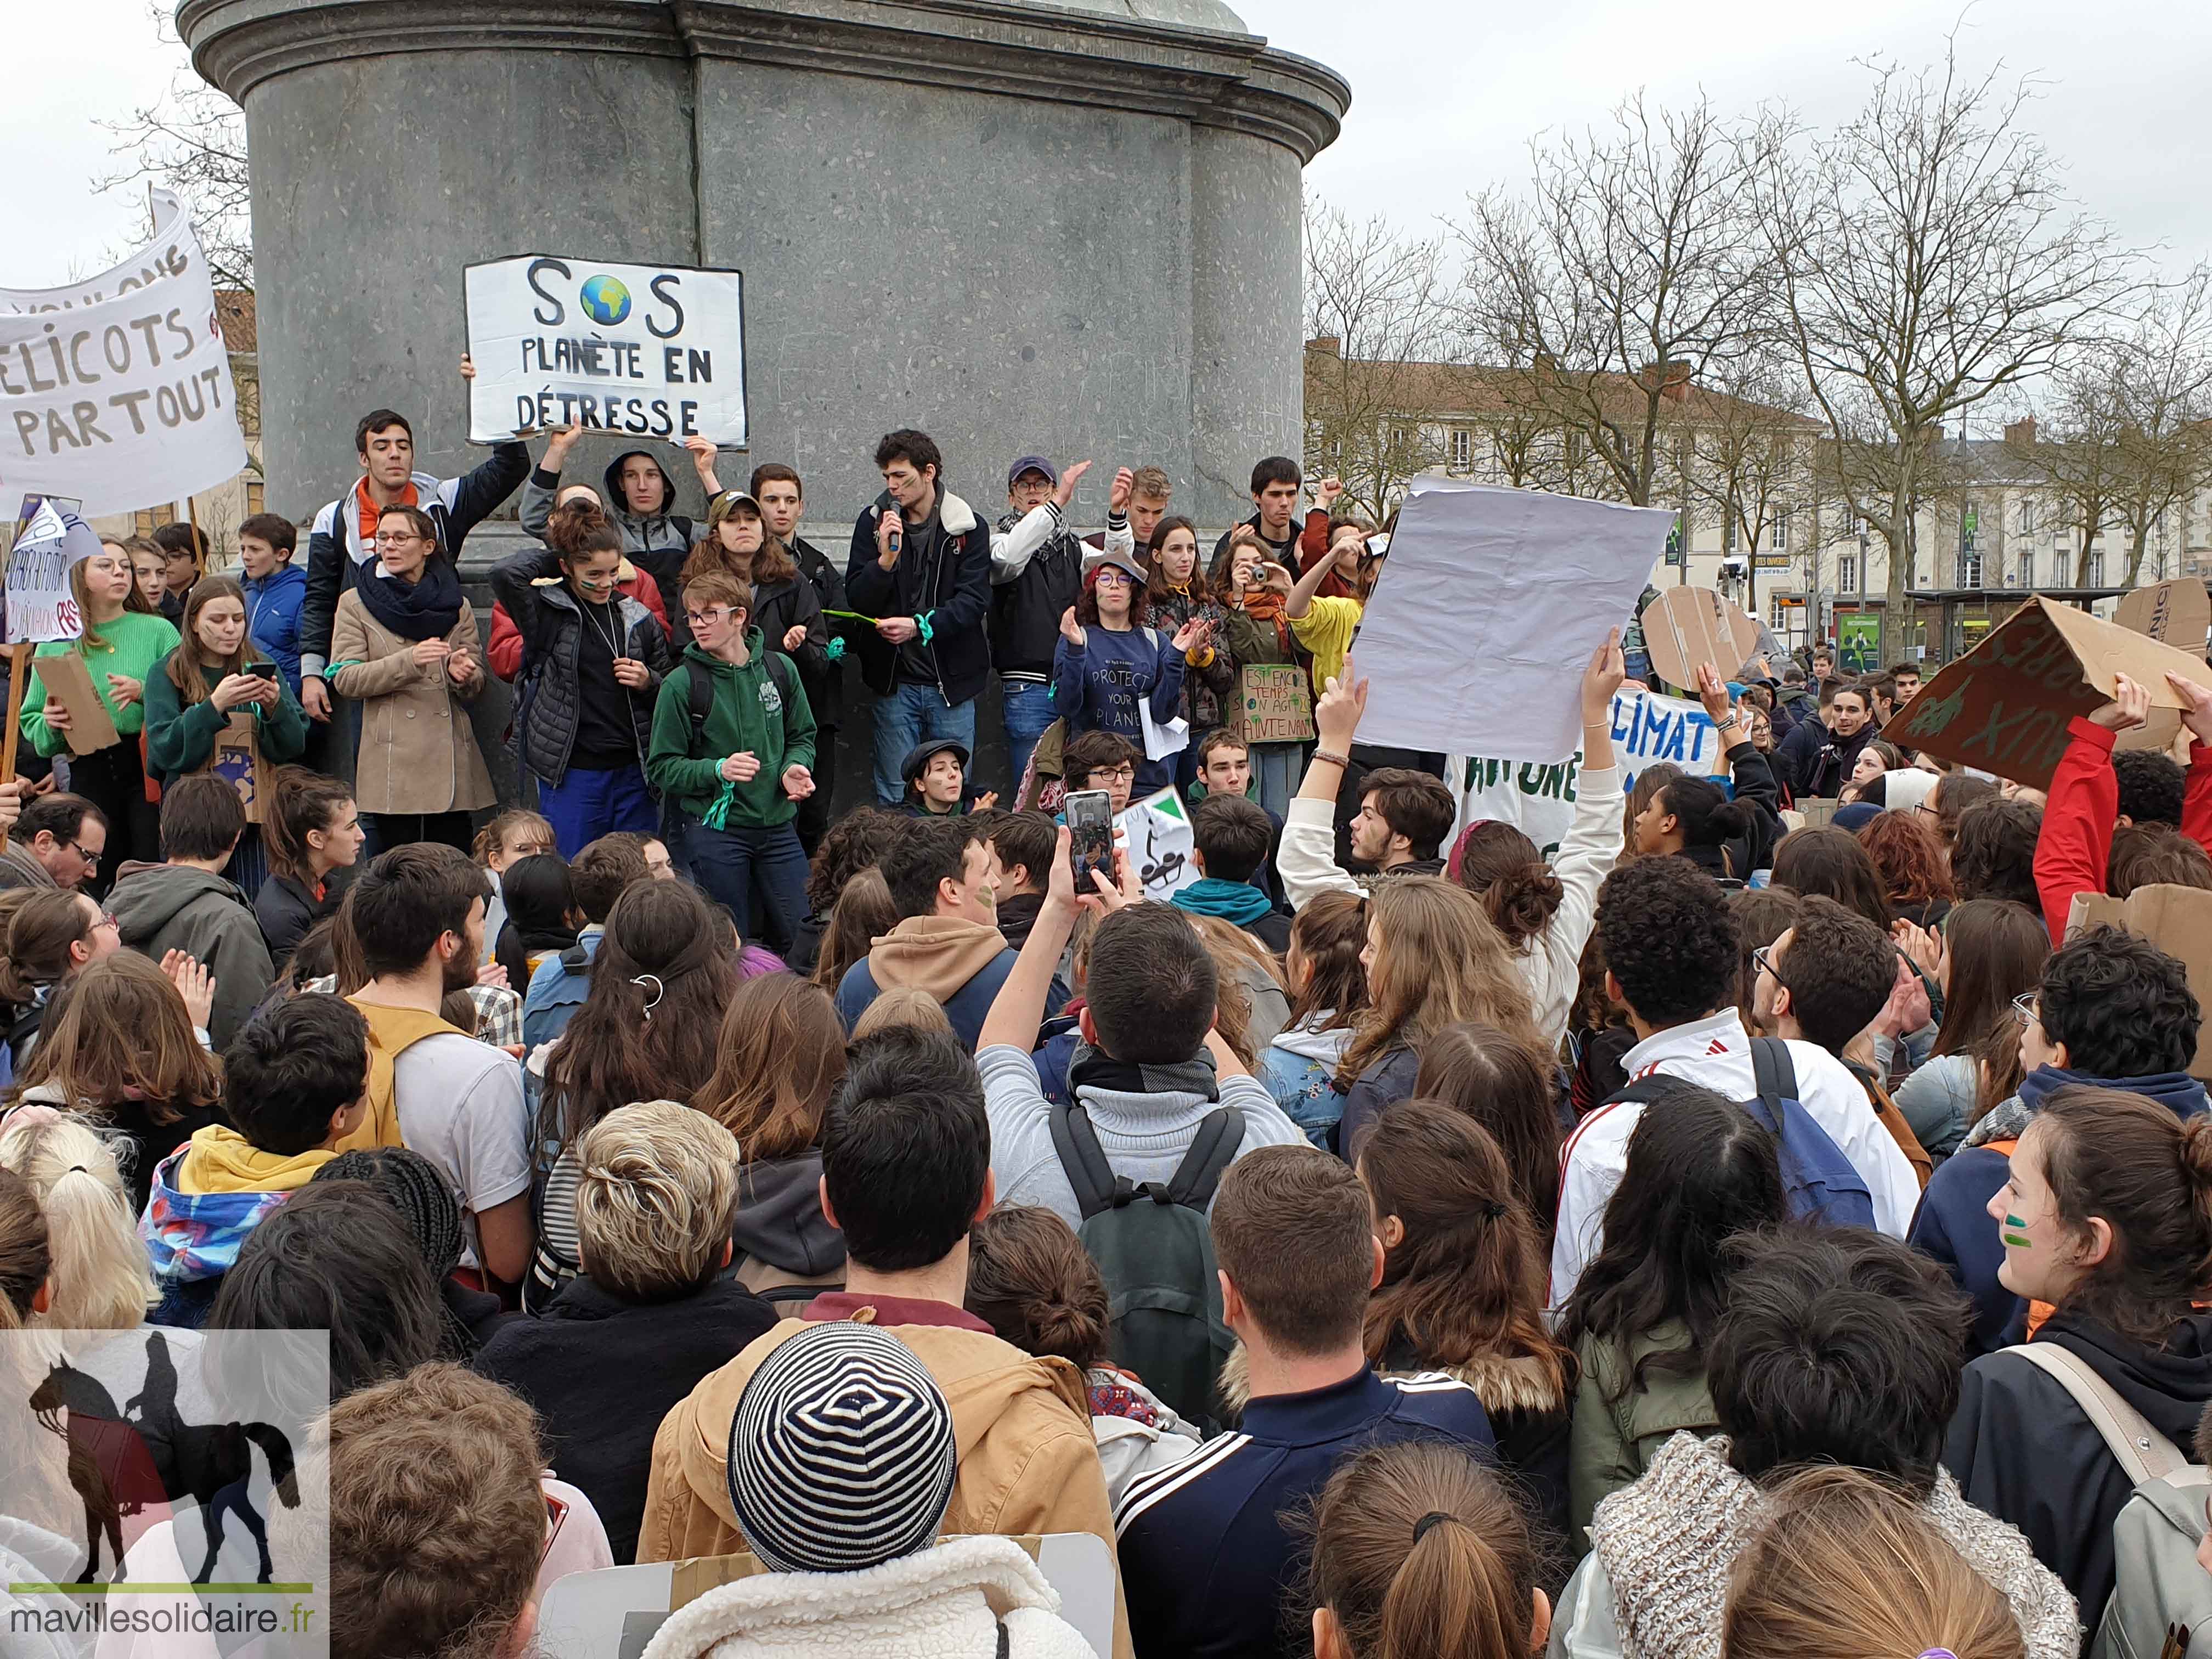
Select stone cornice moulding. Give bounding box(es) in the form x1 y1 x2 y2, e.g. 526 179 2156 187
179 0 1346 162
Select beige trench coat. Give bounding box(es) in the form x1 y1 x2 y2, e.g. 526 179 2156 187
329 590 495 815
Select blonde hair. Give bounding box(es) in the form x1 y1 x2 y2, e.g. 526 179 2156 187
0 1110 156 1329
1338 878 1544 1088
573 1102 741 1301
1722 1467 2027 1659
851 986 953 1040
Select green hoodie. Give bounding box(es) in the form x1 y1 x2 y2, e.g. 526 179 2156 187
647 634 816 831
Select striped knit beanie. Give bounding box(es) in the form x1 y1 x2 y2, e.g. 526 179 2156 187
726 1321 957 1575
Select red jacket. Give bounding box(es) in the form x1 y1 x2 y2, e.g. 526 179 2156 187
487 561 669 681
1295 507 1358 600
2034 715 2212 943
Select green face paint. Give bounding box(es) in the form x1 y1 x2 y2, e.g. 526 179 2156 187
2002 1213 2033 1249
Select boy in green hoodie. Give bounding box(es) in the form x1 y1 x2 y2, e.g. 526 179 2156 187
647 569 817 945
141 994 371 1328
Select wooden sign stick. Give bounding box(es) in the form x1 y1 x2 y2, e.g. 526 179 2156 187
0 640 30 851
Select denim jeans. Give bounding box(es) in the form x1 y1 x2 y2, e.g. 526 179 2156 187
871 681 978 806
1001 680 1057 798
684 817 810 951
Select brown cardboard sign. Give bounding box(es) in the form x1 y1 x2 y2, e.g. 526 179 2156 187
1235 663 1315 743
1883 596 2211 788
35 650 121 757
1640 586 1746 690
2066 883 2212 1081
2112 579 2211 755
207 712 266 823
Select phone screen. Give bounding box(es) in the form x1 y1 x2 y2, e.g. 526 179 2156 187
1065 790 1114 890
246 661 276 679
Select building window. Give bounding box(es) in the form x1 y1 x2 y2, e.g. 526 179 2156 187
1770 596 1790 631
2019 500 2035 536
1838 552 1859 595
2088 549 2106 586
2019 548 2035 588
1449 428 1471 470
1772 512 1788 551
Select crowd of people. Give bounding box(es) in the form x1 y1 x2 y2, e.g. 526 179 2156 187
5 401 2212 1659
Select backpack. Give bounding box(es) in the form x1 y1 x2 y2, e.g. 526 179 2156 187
687 651 795 749
1607 1037 1876 1229
2012 1342 2212 1659
1048 1101 1242 1432
1844 1058 1933 1190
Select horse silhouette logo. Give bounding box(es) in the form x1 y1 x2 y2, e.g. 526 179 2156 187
29 1330 302 1585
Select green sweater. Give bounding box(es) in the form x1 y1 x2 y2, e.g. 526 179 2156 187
142 652 310 783
20 611 182 758
646 636 816 831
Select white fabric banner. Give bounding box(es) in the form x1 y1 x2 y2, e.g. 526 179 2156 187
1118 788 1200 901
0 190 198 315
465 255 748 446
1459 687 1729 857
0 208 247 517
1355 481 1676 761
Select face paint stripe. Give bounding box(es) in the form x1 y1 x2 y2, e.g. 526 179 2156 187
2003 1214 2032 1248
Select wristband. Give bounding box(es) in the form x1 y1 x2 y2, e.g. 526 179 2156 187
1311 748 1350 769
915 612 935 646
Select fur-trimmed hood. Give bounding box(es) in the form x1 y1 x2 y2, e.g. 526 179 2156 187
1216 1342 1567 1419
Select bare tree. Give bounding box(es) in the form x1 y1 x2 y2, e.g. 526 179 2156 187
2006 353 2131 586
2110 269 2212 584
1684 357 1821 613
1751 46 2138 662
1302 201 1458 523
94 6 252 293
1456 93 1770 509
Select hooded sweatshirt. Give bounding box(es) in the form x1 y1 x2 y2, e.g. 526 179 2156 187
518 450 694 610
834 916 1025 1052
729 1151 846 1290
646 637 816 830
106 861 274 1050
1171 877 1290 951
1910 1064 2211 1354
140 1126 334 1314
1259 1015 1355 1149
637 1306 1131 1659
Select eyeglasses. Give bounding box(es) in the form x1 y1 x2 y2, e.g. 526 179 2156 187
62 840 101 865
1091 765 1137 783
1752 944 1781 983
373 532 427 548
2012 991 2040 1025
685 608 735 627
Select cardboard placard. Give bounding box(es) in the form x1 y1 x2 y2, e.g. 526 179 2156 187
1235 663 1314 743
1640 586 1745 691
207 712 266 823
1883 596 2212 788
34 650 121 757
2065 883 2212 1081
2112 579 2211 755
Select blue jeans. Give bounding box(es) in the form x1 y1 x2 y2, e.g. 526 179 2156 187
871 682 978 806
1250 743 1298 820
685 817 810 950
1001 680 1056 798
537 763 658 859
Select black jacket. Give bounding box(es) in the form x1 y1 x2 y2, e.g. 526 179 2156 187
990 500 1087 681
748 571 831 724
730 1152 846 1282
1946 1310 2212 1624
791 534 853 730
472 1274 777 1562
299 442 530 679
1775 714 1879 799
845 488 994 706
518 453 697 615
490 547 673 786
254 872 331 968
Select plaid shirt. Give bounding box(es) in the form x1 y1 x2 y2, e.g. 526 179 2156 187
302 977 523 1053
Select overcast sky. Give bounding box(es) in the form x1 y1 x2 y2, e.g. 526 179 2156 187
12 0 2207 291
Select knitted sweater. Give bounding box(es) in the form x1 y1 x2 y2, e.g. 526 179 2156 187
1574 1432 2078 1659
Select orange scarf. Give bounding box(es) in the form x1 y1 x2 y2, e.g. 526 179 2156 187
355 476 420 549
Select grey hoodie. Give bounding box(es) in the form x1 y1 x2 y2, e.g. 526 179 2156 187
729 1151 846 1282
0 842 57 893
106 861 273 1049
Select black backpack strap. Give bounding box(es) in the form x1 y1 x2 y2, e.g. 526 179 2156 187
1601 1076 1679 1110
686 663 713 747
1750 1036 1797 1116
994 1620 1009 1659
764 650 793 707
1166 1108 1244 1209
1047 1101 1120 1222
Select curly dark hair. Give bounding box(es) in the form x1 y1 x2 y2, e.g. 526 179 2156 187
2113 749 2186 829
1075 562 1150 630
1949 798 2042 910
1595 857 1740 1027
804 806 907 916
2039 925 2201 1079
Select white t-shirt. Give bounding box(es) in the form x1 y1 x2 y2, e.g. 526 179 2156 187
1549 1008 1919 1307
391 1031 531 1269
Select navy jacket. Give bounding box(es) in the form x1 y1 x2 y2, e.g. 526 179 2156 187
845 488 995 707
833 945 1065 1052
1911 1065 2211 1355
241 563 309 696
1115 1367 1495 1659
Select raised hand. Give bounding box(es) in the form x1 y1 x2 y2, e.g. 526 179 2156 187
160 950 216 1031
2166 672 2212 746
1695 662 1735 729
1052 460 1093 509
1582 628 1627 726
2094 673 2152 732
1108 467 1133 515
1059 607 1087 650
1315 658 1369 750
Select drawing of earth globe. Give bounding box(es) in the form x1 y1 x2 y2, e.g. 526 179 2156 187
580 275 631 326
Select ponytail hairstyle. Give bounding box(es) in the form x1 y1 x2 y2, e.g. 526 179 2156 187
1655 775 1758 854
1308 1438 1539 1659
1451 821 1564 951
964 1204 1113 1373
560 522 623 571
263 766 357 889
0 1166 49 1324
1410 1024 1562 1233
0 889 95 1006
1720 1466 2027 1659
542 492 611 557
1286 891 1369 1033
1623 763 1684 858
0 1110 156 1329
2027 1086 2212 1345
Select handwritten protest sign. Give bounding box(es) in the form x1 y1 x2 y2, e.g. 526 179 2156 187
1235 664 1314 743
1119 788 1199 901
1460 687 1726 857
0 207 247 515
1886 596 2212 788
4 496 93 644
2112 579 2211 755
465 256 748 447
1356 481 1675 761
